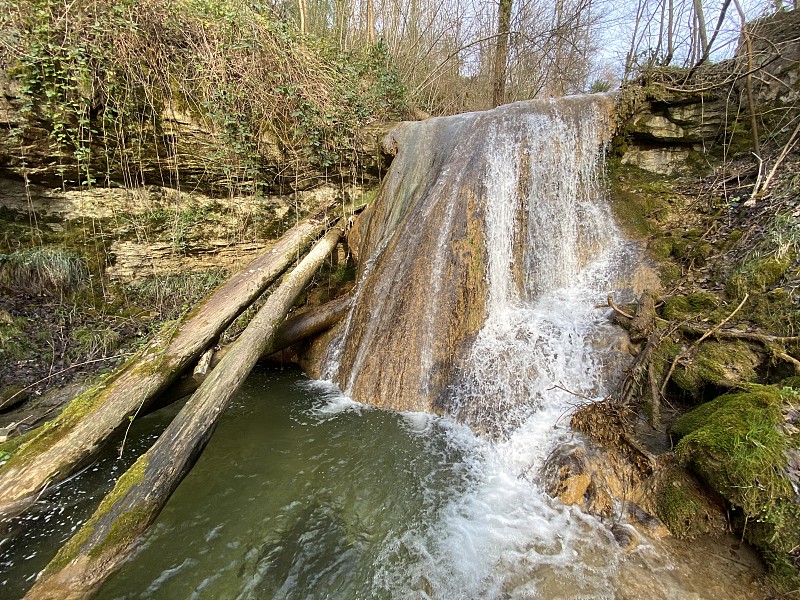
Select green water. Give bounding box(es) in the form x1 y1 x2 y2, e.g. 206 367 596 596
94 367 474 599
1 366 767 600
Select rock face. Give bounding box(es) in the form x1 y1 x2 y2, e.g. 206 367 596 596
0 176 364 282
0 71 390 195
621 9 800 175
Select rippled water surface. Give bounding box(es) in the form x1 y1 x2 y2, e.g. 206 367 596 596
1 366 766 599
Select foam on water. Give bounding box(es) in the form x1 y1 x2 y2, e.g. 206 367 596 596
327 96 636 596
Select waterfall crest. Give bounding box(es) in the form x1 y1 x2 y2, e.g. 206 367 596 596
324 95 621 423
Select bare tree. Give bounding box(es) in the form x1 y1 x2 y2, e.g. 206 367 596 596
493 0 514 106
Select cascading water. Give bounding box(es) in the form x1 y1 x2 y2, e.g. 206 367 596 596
323 94 629 427
318 95 646 597
444 97 627 434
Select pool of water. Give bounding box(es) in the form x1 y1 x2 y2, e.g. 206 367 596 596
1 366 766 599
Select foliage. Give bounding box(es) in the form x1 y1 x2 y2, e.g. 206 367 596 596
0 0 408 188
123 270 227 321
0 247 88 295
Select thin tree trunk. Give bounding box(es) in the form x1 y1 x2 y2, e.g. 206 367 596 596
733 0 762 161
157 293 354 403
665 0 674 64
492 0 513 107
366 0 376 44
0 202 339 520
25 227 344 600
690 0 732 72
298 0 308 34
693 0 709 57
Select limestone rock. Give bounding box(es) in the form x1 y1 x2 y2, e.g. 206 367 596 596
620 147 693 175
632 114 686 141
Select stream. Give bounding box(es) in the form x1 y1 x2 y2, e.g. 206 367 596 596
1 366 765 599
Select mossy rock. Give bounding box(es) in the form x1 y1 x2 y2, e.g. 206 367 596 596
742 289 800 337
608 164 681 238
672 385 800 588
661 292 720 321
648 237 674 260
655 467 725 539
659 263 681 286
726 255 794 299
671 340 760 397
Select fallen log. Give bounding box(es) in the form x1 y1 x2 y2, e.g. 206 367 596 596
25 226 344 600
156 293 353 404
0 202 339 519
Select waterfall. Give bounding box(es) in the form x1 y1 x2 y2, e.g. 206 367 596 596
324 96 647 598
323 94 629 432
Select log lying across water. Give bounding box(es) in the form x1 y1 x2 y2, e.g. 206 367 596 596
0 202 339 520
26 226 344 600
157 293 353 403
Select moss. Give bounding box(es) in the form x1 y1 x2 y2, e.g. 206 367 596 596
659 263 681 286
608 164 678 238
780 376 800 389
661 292 719 321
0 377 113 475
655 468 720 538
648 237 674 260
0 427 40 458
727 255 794 300
671 340 760 396
45 454 149 573
747 289 800 337
0 319 35 361
673 386 799 585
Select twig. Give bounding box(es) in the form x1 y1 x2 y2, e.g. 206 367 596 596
547 383 595 402
660 293 749 397
755 118 800 196
607 293 634 320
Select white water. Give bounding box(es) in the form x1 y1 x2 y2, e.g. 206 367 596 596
322 97 644 596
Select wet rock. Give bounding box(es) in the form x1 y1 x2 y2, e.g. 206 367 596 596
542 442 629 519
628 503 671 539
611 522 640 550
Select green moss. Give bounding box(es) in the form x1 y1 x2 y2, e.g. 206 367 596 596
671 340 759 396
655 468 719 538
673 386 799 585
780 376 800 389
0 377 114 476
659 263 681 286
0 319 35 361
661 292 719 321
0 427 41 459
608 164 678 238
727 255 793 300
45 454 149 573
648 237 673 260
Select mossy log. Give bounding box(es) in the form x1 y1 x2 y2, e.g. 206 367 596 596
158 293 353 403
25 226 344 600
0 202 340 520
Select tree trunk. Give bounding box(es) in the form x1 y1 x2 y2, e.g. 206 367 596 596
25 227 344 600
366 0 376 44
0 202 339 520
298 0 308 34
692 0 709 57
492 0 513 107
157 293 354 404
